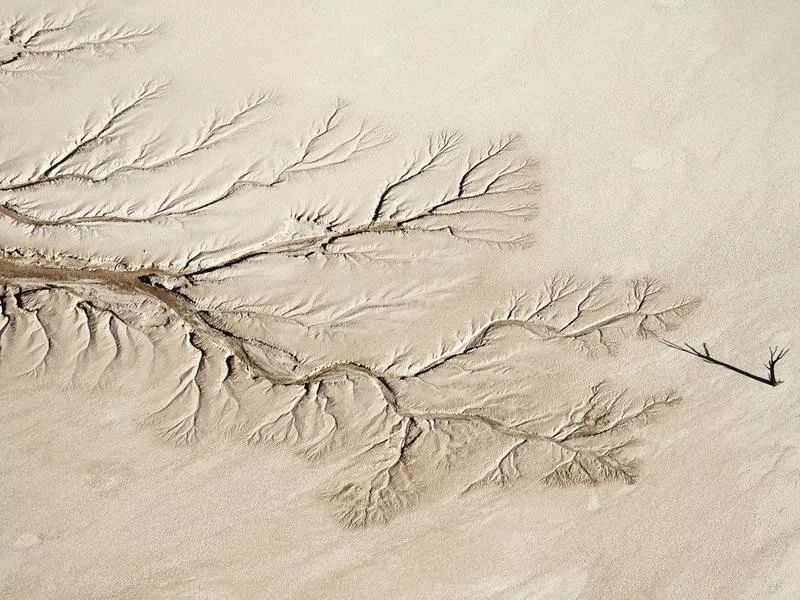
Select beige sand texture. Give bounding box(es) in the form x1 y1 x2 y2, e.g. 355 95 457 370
1 1 799 598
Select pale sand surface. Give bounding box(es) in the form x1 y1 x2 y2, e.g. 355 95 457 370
1 1 799 598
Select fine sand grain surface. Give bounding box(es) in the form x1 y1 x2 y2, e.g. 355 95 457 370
1 1 799 598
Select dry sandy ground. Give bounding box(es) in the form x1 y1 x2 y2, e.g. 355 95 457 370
1 1 799 598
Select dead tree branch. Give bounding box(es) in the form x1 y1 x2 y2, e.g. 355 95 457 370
662 340 789 387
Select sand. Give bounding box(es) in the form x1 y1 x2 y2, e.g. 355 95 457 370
1 1 799 598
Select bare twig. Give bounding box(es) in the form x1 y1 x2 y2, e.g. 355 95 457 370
662 340 789 387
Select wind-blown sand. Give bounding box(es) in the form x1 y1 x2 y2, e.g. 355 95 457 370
1 1 799 598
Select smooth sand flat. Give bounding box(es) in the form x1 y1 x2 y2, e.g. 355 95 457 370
1 1 799 598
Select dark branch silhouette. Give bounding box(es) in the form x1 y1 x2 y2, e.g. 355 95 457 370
662 340 789 387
